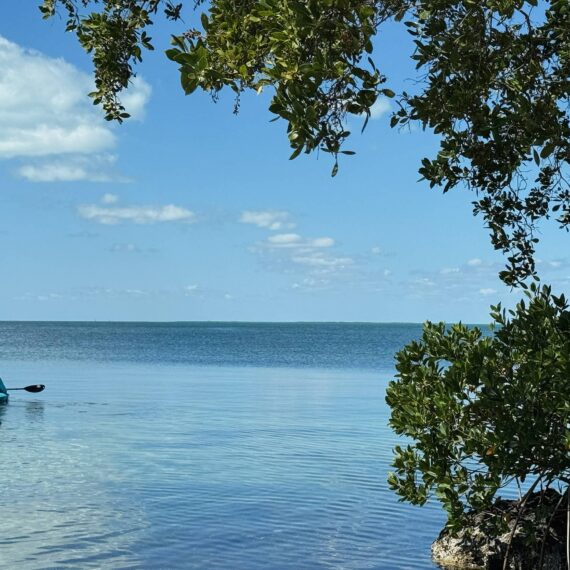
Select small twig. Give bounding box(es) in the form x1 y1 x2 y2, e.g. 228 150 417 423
538 490 566 570
502 475 543 570
566 485 570 570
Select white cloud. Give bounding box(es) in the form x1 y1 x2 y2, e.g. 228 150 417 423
292 277 331 291
124 289 147 296
371 246 382 255
19 161 92 182
537 258 568 271
2 123 113 159
251 234 354 278
0 35 150 177
467 258 483 267
15 292 63 302
268 233 302 245
78 203 196 225
102 193 119 204
291 252 353 269
244 211 353 283
240 210 295 230
479 288 497 296
185 284 200 296
310 237 334 248
17 155 127 183
414 277 436 287
264 233 334 249
369 97 391 119
440 267 460 275
14 287 154 301
121 76 152 120
354 97 390 122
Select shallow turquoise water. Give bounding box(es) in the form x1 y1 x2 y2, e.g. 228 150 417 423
0 323 445 569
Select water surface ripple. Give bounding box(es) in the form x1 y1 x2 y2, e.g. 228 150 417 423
0 323 444 569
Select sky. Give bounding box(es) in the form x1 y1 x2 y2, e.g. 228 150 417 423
0 3 567 323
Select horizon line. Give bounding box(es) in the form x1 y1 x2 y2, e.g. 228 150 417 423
0 319 489 326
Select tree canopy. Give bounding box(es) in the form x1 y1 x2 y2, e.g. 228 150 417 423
386 284 570 528
40 0 569 286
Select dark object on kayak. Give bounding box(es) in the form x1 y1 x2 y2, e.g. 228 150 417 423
0 378 45 403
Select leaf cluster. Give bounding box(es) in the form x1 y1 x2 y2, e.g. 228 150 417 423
394 0 570 286
386 284 570 530
40 0 183 121
166 0 391 175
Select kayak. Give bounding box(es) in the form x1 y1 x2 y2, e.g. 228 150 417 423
0 377 8 403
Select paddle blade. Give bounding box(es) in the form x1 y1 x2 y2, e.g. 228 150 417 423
24 384 45 393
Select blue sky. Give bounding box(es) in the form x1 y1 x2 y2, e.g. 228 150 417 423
0 3 567 322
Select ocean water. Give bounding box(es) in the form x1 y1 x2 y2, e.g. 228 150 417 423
0 322 445 569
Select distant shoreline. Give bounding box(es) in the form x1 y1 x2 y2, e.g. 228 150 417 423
0 319 487 326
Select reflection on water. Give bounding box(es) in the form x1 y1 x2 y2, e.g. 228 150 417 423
0 350 445 569
0 392 147 569
24 400 45 423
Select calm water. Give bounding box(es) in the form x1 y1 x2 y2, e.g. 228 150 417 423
0 322 445 569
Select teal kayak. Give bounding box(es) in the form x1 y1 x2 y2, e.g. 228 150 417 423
0 377 8 403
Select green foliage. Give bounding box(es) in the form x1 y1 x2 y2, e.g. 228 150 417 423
40 0 569 285
386 284 570 529
396 0 570 286
165 0 389 172
39 1 183 122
